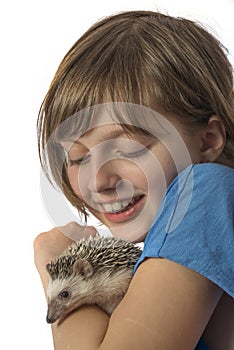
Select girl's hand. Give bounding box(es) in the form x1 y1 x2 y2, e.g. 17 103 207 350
33 222 97 292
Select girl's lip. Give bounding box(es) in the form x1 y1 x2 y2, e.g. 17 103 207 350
102 195 145 223
94 194 143 205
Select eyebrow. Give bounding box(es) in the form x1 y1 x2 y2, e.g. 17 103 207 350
59 128 127 151
74 128 129 145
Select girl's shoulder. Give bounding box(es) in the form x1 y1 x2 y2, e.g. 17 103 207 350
135 163 234 298
190 163 234 186
164 163 234 223
169 163 234 196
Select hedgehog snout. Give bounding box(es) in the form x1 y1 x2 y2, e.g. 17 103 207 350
46 303 60 324
46 296 68 324
46 308 59 324
46 314 55 324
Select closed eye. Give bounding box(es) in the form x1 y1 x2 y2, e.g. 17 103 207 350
68 146 150 165
68 154 90 166
119 147 148 159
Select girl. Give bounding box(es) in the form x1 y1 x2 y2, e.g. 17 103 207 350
34 11 234 349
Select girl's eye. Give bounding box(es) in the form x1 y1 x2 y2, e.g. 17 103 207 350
68 146 149 166
120 147 148 159
68 154 90 166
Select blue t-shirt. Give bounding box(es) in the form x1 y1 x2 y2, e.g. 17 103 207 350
134 163 234 350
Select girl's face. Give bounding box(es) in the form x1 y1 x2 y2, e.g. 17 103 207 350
64 114 202 242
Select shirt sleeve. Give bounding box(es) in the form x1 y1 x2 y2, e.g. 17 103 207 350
134 163 234 298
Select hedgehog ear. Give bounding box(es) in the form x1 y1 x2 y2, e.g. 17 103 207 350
73 259 93 280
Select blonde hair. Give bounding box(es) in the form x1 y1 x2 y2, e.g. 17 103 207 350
38 10 234 217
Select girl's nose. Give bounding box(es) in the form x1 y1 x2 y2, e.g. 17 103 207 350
77 143 121 196
87 159 121 194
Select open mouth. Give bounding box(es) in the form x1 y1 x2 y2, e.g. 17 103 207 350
101 195 145 223
102 195 142 213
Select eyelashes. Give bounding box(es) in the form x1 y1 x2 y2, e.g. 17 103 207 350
68 147 148 167
68 155 90 166
119 147 148 159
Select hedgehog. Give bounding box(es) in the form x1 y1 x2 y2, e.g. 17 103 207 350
46 235 142 324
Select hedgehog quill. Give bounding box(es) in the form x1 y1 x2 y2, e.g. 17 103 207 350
46 235 142 324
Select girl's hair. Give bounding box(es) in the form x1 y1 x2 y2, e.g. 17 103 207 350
37 10 234 218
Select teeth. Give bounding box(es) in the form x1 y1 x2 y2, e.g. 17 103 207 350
103 199 131 213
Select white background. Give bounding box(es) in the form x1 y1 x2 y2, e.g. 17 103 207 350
0 0 233 348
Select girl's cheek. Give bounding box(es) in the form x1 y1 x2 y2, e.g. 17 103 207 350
67 167 82 197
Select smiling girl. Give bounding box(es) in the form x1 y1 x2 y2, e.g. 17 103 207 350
34 11 234 349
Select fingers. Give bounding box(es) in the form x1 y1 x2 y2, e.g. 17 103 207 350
58 221 98 241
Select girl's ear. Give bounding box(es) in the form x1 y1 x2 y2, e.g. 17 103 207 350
200 116 226 163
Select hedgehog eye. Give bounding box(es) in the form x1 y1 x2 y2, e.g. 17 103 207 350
59 290 70 299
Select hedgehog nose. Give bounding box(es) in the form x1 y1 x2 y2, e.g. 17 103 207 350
46 315 54 324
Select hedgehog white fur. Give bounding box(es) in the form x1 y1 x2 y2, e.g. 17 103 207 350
46 235 142 324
